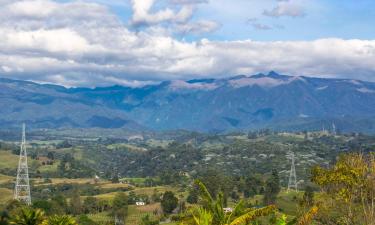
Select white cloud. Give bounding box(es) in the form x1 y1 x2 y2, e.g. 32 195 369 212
176 20 220 34
0 0 375 87
130 0 194 26
263 0 305 18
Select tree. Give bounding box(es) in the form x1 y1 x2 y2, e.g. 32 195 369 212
10 207 45 225
187 186 199 204
83 197 98 214
161 191 178 214
301 186 314 207
69 190 82 215
112 193 128 223
47 152 54 161
263 169 281 205
312 153 375 225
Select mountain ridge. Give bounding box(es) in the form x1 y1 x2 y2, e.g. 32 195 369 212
1 72 375 133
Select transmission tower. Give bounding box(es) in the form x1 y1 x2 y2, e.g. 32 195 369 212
332 123 336 136
287 152 298 192
14 123 31 205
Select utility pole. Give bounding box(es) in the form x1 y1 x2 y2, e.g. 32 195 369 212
14 123 31 205
287 151 298 192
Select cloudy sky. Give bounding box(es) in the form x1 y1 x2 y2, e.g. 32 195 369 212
1 0 375 87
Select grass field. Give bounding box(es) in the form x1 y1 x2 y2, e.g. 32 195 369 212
126 204 160 224
0 151 21 169
0 174 13 184
0 188 13 206
92 186 178 200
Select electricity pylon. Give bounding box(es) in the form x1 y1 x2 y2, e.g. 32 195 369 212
14 123 31 205
332 123 336 136
287 152 298 192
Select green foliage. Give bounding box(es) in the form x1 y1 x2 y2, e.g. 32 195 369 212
300 186 314 207
10 207 45 225
41 215 77 225
76 215 96 225
187 187 199 204
140 215 159 225
0 211 10 225
112 192 128 221
263 169 281 205
312 153 375 224
83 197 99 214
193 179 276 225
161 191 178 214
68 190 82 215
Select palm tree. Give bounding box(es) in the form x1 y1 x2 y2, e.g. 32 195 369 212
193 180 276 225
42 215 77 225
10 208 45 225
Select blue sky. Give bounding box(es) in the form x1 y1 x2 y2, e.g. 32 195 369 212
0 0 375 87
99 0 375 41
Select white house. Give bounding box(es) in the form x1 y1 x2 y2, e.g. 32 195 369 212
136 201 146 206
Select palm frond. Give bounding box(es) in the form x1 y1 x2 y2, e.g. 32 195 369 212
229 205 276 225
194 179 214 204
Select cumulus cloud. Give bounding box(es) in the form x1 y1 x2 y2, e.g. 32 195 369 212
263 0 305 18
0 0 375 87
130 0 191 26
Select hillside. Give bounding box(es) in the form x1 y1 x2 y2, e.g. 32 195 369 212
1 72 375 132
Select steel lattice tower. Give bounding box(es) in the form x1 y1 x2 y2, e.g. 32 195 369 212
14 123 31 205
332 123 336 136
287 152 298 192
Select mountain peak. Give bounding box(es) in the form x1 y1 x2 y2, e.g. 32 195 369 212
268 71 281 77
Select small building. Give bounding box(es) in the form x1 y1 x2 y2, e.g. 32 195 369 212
136 201 146 206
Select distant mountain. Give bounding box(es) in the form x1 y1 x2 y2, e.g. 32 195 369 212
1 72 375 133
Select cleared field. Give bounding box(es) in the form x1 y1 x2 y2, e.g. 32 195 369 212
0 174 13 184
247 190 302 217
33 178 94 186
0 188 13 205
0 151 20 169
93 186 178 200
37 161 59 173
126 204 160 225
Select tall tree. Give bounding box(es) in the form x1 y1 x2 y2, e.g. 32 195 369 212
69 190 82 215
161 191 178 214
263 169 281 205
112 193 128 223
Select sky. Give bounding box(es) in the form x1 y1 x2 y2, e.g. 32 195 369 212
0 0 375 87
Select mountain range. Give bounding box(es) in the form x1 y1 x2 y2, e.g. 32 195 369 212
1 71 375 133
